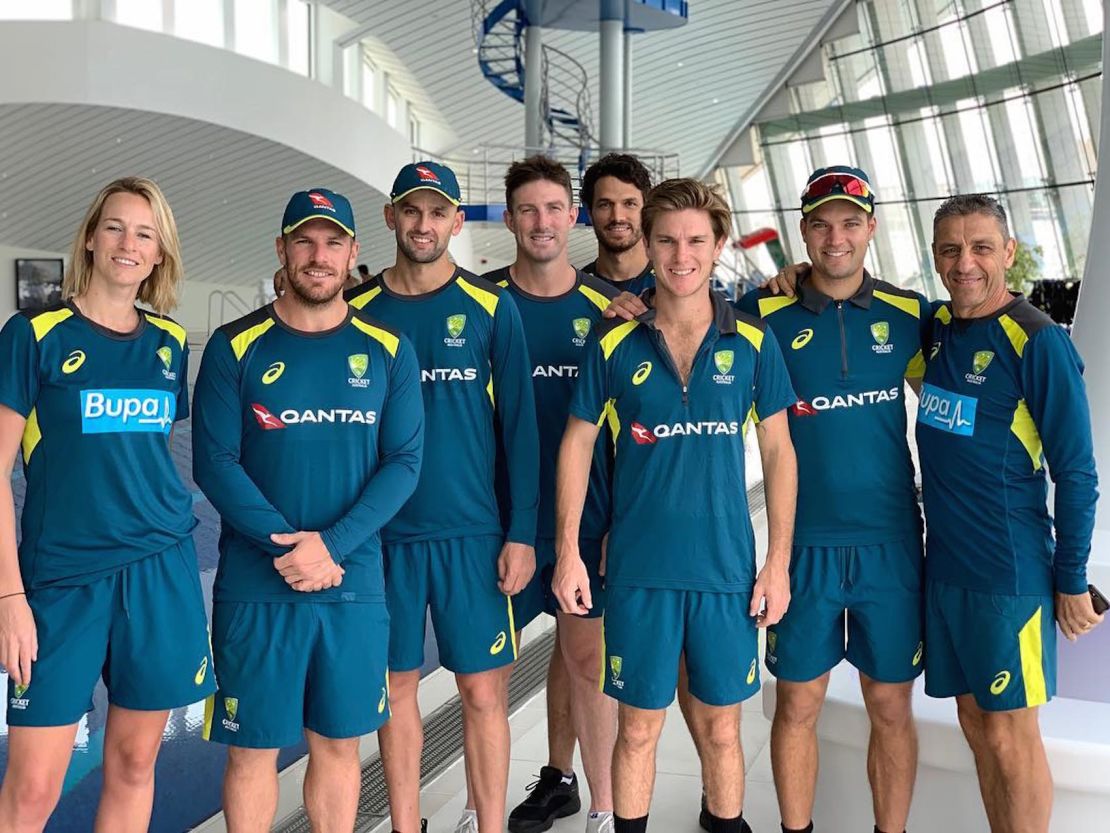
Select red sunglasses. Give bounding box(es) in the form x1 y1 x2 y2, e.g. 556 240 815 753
802 174 872 201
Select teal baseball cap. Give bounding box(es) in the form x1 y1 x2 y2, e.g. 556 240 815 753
390 161 461 205
801 165 875 215
281 188 355 237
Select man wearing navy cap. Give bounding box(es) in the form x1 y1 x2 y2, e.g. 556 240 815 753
734 166 932 833
194 188 424 832
348 163 539 833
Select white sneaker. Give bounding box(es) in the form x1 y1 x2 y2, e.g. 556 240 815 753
453 808 479 833
585 810 615 833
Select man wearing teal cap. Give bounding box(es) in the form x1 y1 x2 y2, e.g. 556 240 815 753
348 162 539 833
195 186 424 832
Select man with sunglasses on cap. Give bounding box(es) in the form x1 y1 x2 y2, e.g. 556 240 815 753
193 188 424 832
346 162 539 833
598 166 930 833
736 166 931 833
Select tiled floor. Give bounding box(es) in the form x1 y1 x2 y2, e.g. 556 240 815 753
402 688 782 833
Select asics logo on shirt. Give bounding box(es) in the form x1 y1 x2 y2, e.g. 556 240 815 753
262 361 285 384
791 329 814 350
81 390 175 435
61 349 86 374
632 361 652 385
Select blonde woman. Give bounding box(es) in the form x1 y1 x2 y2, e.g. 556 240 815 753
0 177 214 832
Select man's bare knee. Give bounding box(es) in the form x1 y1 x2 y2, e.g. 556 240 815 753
860 677 914 732
457 670 505 715
227 746 280 773
617 707 664 753
775 677 829 730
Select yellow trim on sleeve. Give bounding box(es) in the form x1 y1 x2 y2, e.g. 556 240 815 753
599 320 638 360
1018 606 1048 707
144 314 187 348
1010 399 1043 471
20 408 42 465
757 295 798 318
496 279 509 288
905 349 926 379
935 305 952 324
873 289 921 318
349 285 382 309
457 276 500 317
230 319 275 361
30 308 74 342
736 320 765 351
999 314 1029 358
578 283 612 313
486 376 495 406
351 318 400 357
605 399 621 447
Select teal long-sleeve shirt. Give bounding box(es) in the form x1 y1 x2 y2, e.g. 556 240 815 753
346 270 540 545
192 304 423 603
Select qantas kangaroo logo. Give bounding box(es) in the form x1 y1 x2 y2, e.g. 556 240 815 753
630 421 657 445
251 403 286 430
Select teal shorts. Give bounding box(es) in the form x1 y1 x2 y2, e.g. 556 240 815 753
515 538 606 626
384 535 517 674
765 538 924 684
6 540 214 727
602 586 760 710
924 579 1056 711
204 600 390 748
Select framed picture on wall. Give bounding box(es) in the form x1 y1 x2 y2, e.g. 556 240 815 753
15 258 64 312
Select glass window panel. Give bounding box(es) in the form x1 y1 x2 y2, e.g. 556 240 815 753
938 18 976 79
982 6 1019 66
1081 0 1102 35
286 0 310 75
1004 98 1046 186
235 0 278 63
0 0 70 19
176 0 225 48
115 0 163 31
862 118 906 200
818 125 853 164
873 201 923 287
409 113 421 147
955 103 1000 191
1039 0 1068 48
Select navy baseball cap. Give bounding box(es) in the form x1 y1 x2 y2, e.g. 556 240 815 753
391 161 461 206
801 166 875 215
281 188 355 237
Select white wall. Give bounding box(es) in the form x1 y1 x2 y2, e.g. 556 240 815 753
0 244 67 324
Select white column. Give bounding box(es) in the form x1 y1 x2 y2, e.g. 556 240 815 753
524 25 543 151
599 0 624 151
623 29 633 148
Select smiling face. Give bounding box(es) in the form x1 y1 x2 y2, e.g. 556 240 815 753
84 191 164 292
932 211 1016 318
800 200 876 285
386 190 463 265
590 175 645 255
275 218 359 306
504 178 577 264
646 208 726 300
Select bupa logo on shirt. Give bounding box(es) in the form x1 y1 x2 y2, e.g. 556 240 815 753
81 389 175 435
917 383 977 436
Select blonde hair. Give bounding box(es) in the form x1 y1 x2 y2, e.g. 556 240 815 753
642 178 732 244
64 177 184 313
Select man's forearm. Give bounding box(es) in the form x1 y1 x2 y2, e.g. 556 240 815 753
761 441 797 566
554 427 596 559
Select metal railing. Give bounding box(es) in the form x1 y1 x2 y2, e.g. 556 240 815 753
206 289 256 339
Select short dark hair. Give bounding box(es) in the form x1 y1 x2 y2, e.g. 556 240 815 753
504 155 573 210
933 194 1010 239
642 179 731 243
580 153 653 211
357 264 370 277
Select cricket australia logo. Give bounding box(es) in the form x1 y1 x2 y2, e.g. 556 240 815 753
713 349 735 384
222 697 240 731
871 321 894 354
609 656 624 690
966 350 994 385
10 682 29 710
444 314 467 347
572 317 590 346
766 631 778 665
157 346 177 380
347 353 370 388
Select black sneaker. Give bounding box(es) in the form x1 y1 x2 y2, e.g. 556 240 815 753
507 766 582 833
391 821 426 833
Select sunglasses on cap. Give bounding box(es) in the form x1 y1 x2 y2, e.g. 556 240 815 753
802 173 872 202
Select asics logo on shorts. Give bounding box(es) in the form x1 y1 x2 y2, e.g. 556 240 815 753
912 642 924 667
378 687 388 714
990 670 1011 695
746 659 757 685
195 657 209 685
81 389 175 435
490 631 508 655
